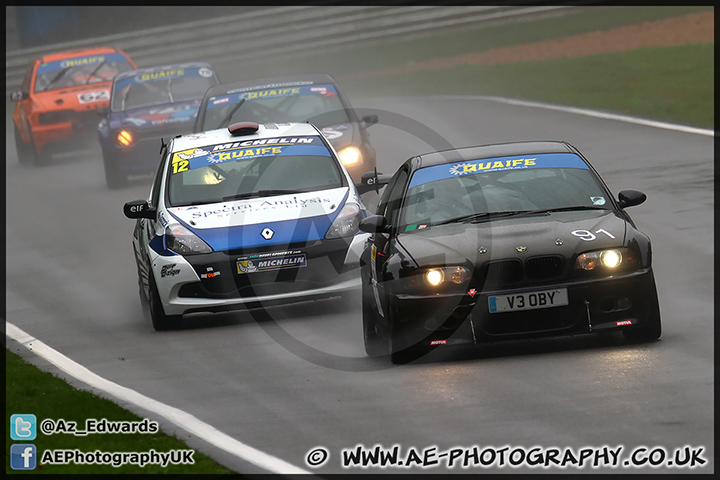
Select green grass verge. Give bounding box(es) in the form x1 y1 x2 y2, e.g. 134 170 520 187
340 44 714 128
5 349 236 474
215 6 713 128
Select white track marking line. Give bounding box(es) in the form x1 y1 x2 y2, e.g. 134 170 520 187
6 321 310 475
435 95 715 137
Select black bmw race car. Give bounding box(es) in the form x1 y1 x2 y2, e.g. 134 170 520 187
358 141 661 363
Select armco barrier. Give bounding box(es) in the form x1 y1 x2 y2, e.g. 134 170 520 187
6 5 571 95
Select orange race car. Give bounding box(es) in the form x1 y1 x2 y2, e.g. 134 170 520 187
11 46 137 166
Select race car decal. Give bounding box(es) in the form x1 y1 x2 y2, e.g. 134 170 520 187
160 264 181 277
321 127 345 140
207 84 339 110
77 90 110 103
174 189 345 224
236 250 307 274
227 81 314 95
168 189 350 251
571 229 616 241
123 103 199 127
114 67 213 91
37 53 132 75
171 136 329 173
409 153 591 188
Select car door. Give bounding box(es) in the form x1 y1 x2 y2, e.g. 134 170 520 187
14 63 35 139
134 146 168 292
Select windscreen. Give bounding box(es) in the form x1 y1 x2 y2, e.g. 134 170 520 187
167 135 343 206
34 53 134 92
111 66 218 112
402 153 610 227
200 84 350 131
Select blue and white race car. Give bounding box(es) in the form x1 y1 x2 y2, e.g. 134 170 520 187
98 62 219 188
123 121 371 330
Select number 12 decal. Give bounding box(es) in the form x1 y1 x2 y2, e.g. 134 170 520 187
572 229 615 241
172 160 189 174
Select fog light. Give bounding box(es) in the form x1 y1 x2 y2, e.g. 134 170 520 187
616 297 632 310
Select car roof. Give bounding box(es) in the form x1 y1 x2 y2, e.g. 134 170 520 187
202 73 339 98
113 62 216 83
170 122 323 153
39 46 125 63
416 141 579 168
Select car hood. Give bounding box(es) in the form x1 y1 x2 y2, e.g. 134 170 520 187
109 101 201 130
397 210 628 267
32 81 114 110
318 122 358 150
166 187 349 250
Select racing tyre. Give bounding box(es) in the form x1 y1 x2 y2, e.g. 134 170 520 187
361 281 385 357
14 124 35 166
103 153 128 189
148 272 182 331
388 309 431 364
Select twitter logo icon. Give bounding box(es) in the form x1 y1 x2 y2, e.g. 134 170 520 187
11 414 37 440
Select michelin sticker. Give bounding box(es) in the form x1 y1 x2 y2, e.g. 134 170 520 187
237 250 307 274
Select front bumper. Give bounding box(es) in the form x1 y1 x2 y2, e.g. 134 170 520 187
152 238 360 316
104 138 164 175
388 268 660 351
31 111 102 153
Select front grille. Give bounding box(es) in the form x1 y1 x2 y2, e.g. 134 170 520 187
525 255 564 280
480 255 566 287
38 110 75 124
483 259 523 286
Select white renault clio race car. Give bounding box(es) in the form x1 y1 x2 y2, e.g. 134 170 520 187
124 121 370 330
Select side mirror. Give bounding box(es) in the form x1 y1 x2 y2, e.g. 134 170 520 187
359 215 390 234
617 190 646 209
11 91 27 102
361 114 379 127
124 200 156 219
355 168 391 195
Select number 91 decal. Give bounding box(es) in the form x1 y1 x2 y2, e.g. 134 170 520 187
572 229 615 241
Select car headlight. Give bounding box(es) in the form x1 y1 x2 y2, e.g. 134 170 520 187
165 224 212 255
326 202 362 239
574 248 638 271
114 129 135 147
403 266 472 291
338 146 362 167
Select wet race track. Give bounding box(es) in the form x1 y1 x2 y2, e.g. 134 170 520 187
5 94 714 474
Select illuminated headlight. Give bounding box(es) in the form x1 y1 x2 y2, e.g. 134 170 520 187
115 129 134 147
575 248 635 271
402 266 471 290
165 224 212 255
338 146 362 166
325 202 362 239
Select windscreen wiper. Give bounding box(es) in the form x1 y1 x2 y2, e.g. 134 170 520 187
529 205 609 214
85 62 106 83
218 98 246 129
43 67 71 91
434 210 533 226
222 189 304 201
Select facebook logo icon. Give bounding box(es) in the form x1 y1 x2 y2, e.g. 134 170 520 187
11 414 37 440
11 444 37 470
